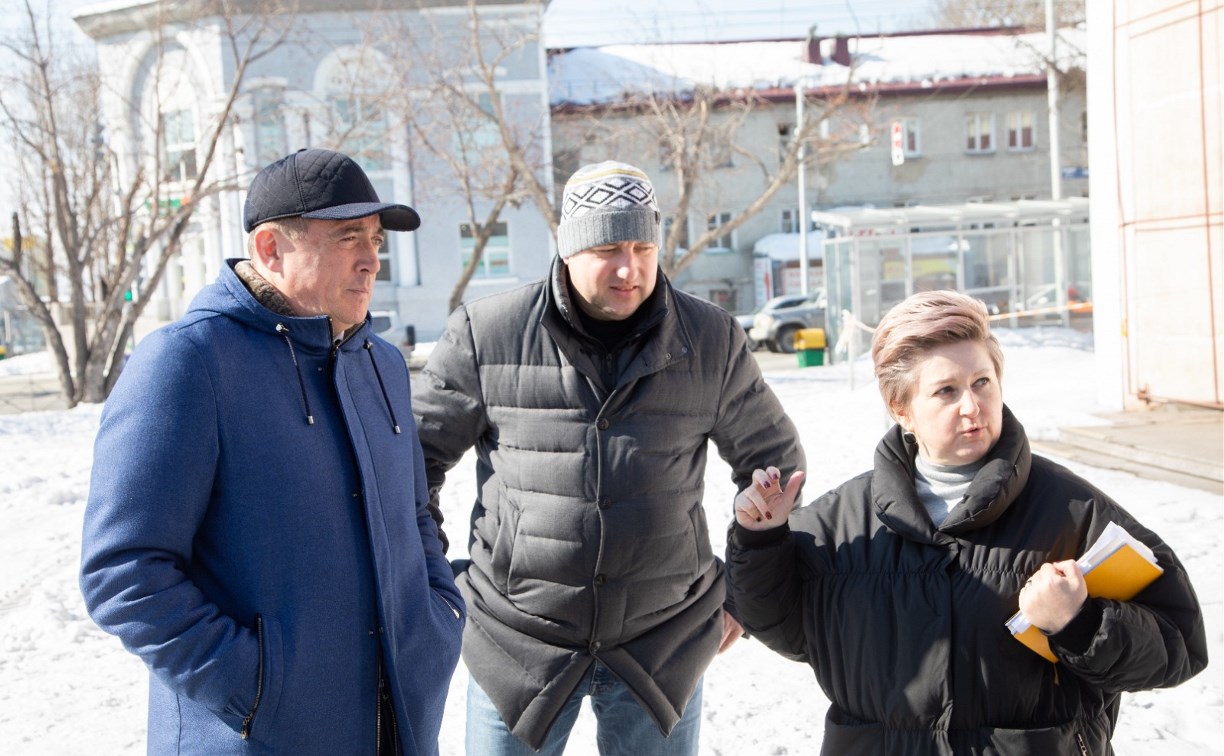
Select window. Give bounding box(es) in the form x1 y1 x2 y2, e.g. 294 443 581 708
252 87 287 166
706 212 734 252
777 123 793 165
460 221 511 278
329 96 389 171
318 47 396 172
161 109 197 184
781 208 799 234
901 117 921 156
452 93 501 163
663 216 689 250
965 112 994 153
781 208 813 233
1007 110 1035 151
708 288 737 310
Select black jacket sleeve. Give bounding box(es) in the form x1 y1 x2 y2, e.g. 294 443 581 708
411 305 490 553
1049 500 1208 693
724 520 811 663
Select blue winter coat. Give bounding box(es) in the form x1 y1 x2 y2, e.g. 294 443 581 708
80 260 464 754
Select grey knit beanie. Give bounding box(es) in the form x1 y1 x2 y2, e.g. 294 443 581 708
556 161 660 258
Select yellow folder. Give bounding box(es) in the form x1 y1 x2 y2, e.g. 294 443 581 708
1005 522 1163 662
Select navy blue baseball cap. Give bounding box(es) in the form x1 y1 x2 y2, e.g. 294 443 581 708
243 148 420 233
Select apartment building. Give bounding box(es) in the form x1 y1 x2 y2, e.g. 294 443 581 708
549 27 1088 313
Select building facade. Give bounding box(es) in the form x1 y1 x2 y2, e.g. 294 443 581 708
1087 0 1222 410
73 6 1089 342
549 28 1088 315
74 0 554 342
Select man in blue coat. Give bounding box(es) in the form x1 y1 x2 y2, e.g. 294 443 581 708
80 148 464 754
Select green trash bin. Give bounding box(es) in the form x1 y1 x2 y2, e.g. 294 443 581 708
794 328 826 367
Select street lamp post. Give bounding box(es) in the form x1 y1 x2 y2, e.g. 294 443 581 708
796 77 808 296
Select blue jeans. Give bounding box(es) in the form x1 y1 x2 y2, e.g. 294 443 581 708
465 663 703 755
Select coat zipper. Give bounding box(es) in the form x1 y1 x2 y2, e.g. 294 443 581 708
375 672 383 755
1076 732 1089 755
240 615 266 739
376 662 400 754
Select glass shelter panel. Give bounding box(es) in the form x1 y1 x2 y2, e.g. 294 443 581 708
1067 227 1092 302
908 234 960 294
963 229 1015 314
818 200 1091 358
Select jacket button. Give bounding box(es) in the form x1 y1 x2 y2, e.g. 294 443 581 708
594 574 606 586
596 418 609 431
590 641 601 653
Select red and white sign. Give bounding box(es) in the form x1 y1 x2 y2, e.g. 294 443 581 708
890 121 905 166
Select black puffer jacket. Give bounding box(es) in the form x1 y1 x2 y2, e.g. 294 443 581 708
414 259 804 749
726 407 1206 755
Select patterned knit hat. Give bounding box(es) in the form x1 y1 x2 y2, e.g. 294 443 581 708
557 161 660 258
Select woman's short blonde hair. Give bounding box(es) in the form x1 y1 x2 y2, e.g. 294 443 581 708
871 290 1004 419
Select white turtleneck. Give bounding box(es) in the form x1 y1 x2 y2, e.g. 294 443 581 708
914 455 986 527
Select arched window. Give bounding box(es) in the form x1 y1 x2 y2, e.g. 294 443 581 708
315 47 396 172
249 82 289 166
143 46 202 192
314 47 399 281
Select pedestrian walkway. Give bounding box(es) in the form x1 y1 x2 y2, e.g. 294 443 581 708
0 371 67 415
1033 405 1224 496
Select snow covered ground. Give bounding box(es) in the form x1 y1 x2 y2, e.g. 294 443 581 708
0 327 1219 754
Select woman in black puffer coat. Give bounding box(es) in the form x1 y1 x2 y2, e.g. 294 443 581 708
726 290 1207 755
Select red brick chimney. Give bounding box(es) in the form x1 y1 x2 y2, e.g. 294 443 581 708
805 34 823 64
833 35 851 65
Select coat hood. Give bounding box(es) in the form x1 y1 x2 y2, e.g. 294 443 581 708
188 259 370 356
187 259 401 432
872 404 1031 540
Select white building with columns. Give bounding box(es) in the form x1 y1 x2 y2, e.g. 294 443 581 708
73 0 555 341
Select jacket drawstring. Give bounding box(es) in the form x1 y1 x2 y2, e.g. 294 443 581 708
276 323 315 425
364 340 402 434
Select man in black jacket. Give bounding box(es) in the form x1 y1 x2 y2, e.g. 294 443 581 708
413 161 805 754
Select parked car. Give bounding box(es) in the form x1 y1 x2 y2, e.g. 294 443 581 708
738 294 808 351
749 290 826 353
369 310 416 361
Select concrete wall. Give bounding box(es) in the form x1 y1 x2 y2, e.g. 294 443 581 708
1088 0 1223 409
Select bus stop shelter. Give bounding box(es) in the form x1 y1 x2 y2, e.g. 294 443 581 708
814 198 1091 356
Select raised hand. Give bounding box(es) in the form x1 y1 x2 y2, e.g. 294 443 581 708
734 466 806 532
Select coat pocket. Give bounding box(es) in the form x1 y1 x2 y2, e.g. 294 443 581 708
489 494 523 597
237 613 285 744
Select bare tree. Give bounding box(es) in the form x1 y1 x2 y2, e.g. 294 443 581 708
357 2 873 309
934 0 1085 30
555 79 875 278
371 0 554 313
0 0 295 406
